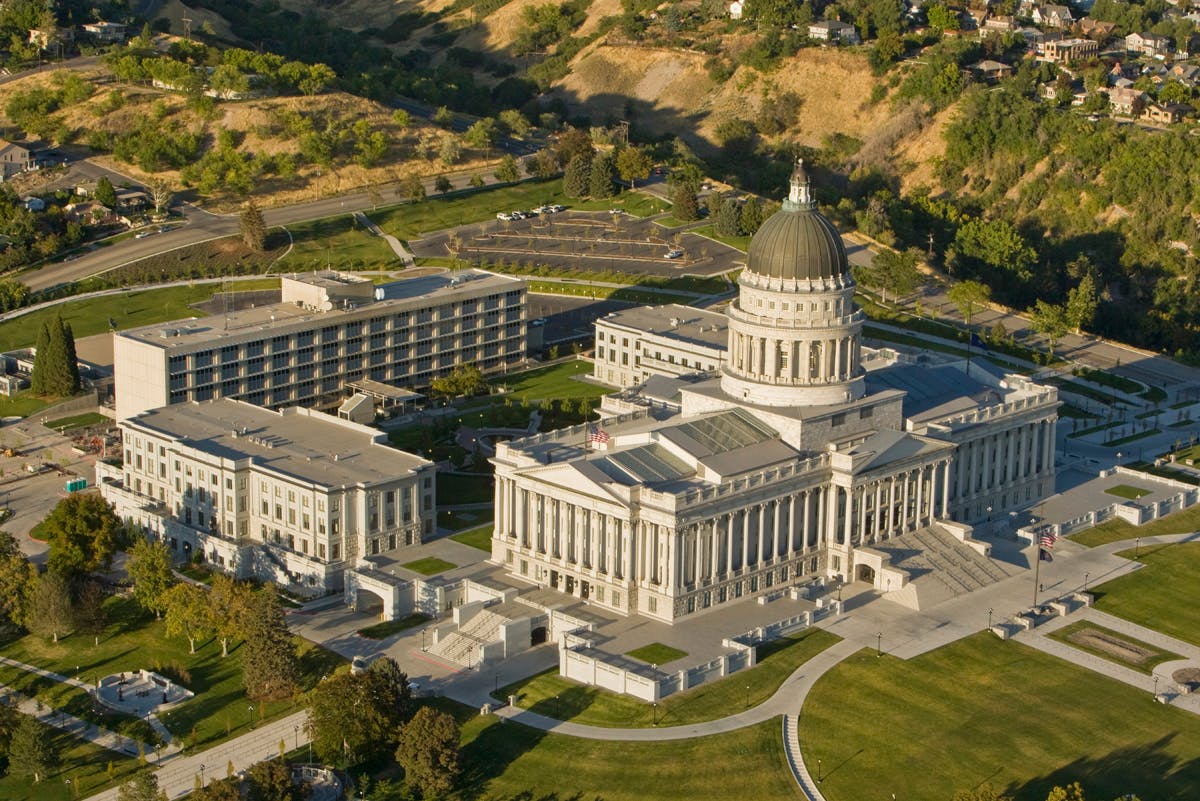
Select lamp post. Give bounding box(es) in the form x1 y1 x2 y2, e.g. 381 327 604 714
199 763 206 788
422 628 428 652
248 705 255 730
817 758 823 782
494 672 500 693
1135 537 1141 559
294 724 299 750
652 701 658 726
1153 675 1159 698
64 779 71 800
553 695 559 718
745 684 750 708
1084 571 1089 591
987 608 993 630
876 632 882 657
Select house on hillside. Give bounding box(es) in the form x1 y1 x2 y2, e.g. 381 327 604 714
0 141 35 181
1077 18 1116 41
728 0 744 19
1126 31 1172 57
966 59 1015 83
1042 37 1100 63
808 20 861 44
81 21 126 42
28 26 73 50
1141 101 1191 123
1033 4 1075 27
20 196 44 212
983 15 1018 33
1108 86 1149 115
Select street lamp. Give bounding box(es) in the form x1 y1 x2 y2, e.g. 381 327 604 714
1153 675 1159 697
1084 572 1090 591
199 763 206 788
817 757 823 782
876 632 882 657
248 705 255 730
553 695 560 718
987 608 993 630
1135 537 1141 559
745 684 750 708
652 701 658 726
294 724 299 750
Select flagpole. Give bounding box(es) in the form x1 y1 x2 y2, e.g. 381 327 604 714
1032 538 1041 608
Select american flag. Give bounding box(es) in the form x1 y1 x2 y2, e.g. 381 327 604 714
1038 529 1057 549
587 425 610 445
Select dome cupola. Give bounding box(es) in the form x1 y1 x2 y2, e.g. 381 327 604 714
745 159 849 283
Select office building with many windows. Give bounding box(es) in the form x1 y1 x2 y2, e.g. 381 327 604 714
593 304 728 388
113 270 526 420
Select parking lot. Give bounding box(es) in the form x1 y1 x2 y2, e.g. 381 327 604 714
410 210 745 279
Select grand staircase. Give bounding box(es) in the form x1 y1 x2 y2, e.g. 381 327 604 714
428 609 509 667
872 525 1022 609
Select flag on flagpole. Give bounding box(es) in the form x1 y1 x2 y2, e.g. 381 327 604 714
1039 548 1053 562
586 425 610 446
1038 529 1057 549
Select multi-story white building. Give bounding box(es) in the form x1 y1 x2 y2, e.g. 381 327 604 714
97 398 436 593
593 304 727 388
113 270 527 420
490 161 1059 623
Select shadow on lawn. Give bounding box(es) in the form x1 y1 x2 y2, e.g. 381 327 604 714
1004 734 1200 801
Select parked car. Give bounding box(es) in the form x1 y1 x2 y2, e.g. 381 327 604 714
496 212 513 221
665 249 684 259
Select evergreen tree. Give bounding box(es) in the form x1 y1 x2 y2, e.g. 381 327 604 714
94 176 118 208
30 316 77 397
395 707 461 798
30 321 50 395
563 154 591 198
9 713 56 783
715 197 742 237
589 151 616 199
239 202 267 252
740 196 765 235
241 586 298 701
60 319 80 395
117 771 167 801
671 185 700 221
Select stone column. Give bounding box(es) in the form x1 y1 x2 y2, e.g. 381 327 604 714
741 508 751 569
842 488 853 545
901 473 911 530
726 512 735 573
802 491 812 551
817 486 827 547
757 504 767 566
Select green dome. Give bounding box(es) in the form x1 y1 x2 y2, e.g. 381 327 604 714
745 159 848 282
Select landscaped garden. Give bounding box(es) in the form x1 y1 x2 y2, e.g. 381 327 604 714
1104 484 1153 501
1090 541 1200 647
494 628 838 728
401 557 457 576
1070 503 1200 547
625 642 689 665
799 634 1200 801
0 717 144 801
449 524 493 551
1046 620 1181 674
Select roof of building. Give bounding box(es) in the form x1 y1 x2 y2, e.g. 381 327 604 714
597 304 727 349
839 429 951 474
746 160 849 282
864 360 1027 423
124 398 431 486
116 269 522 351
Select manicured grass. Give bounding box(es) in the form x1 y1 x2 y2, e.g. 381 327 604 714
436 472 494 505
1104 484 1153 500
0 715 143 801
450 524 493 551
442 701 799 801
1046 619 1181 674
0 662 158 744
0 595 345 751
693 223 751 252
438 508 493 532
1091 541 1200 647
0 391 52 418
626 642 689 665
1103 428 1160 447
800 634 1200 801
277 214 398 269
400 557 457 576
44 412 109 431
495 629 839 728
1070 502 1200 546
492 359 607 402
357 613 431 639
1067 420 1121 439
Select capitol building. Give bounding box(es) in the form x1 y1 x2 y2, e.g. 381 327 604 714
489 162 1060 623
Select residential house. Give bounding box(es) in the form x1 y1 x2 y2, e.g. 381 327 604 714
1033 4 1075 27
28 26 73 50
64 202 114 224
728 0 744 19
0 140 35 181
1141 101 1191 123
1043 37 1100 62
1077 18 1116 41
963 8 988 30
967 59 1015 82
983 15 1018 33
1108 86 1149 115
81 21 126 42
808 20 861 44
1031 30 1065 55
19 196 44 212
1169 63 1200 82
115 189 150 211
1126 31 1172 58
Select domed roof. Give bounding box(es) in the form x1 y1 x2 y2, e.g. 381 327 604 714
746 160 848 282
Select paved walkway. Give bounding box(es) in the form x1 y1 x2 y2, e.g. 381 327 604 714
354 212 414 265
0 686 148 759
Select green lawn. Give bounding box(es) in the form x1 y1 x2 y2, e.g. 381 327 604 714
436 472 494 505
1091 541 1200 647
495 628 839 728
0 391 52 418
400 557 457 576
0 662 158 744
277 214 398 269
0 595 345 752
357 613 431 639
1046 619 1181 674
441 701 799 801
693 224 751 252
44 412 110 431
438 508 494 532
800 634 1200 801
1104 484 1153 500
1070 503 1200 546
492 359 607 402
450 524 494 551
0 716 143 801
1103 428 1160 447
626 642 689 665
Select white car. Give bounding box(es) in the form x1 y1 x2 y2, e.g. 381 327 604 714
496 212 513 221
135 231 153 239
665 249 684 259
548 204 565 213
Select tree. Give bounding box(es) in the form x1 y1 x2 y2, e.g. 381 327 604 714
859 248 925 302
43 493 120 580
241 586 298 701
25 570 73 642
210 574 255 657
192 778 240 801
94 176 118 208
0 531 34 634
306 659 412 765
715 197 741 238
434 175 453 195
526 149 559 179
391 109 411 130
149 180 173 216
1030 299 1070 359
671 184 700 221
926 3 960 30
246 758 305 801
9 713 56 783
74 579 109 636
0 698 18 756
589 150 616 199
126 537 175 620
438 133 462 166
563 153 591 198
240 201 267 252
495 154 520 184
117 771 167 801
430 364 486 399
403 176 426 203
1044 784 1087 801
739 197 764 235
30 314 79 398
947 280 992 329
615 147 653 189
395 707 461 798
1065 273 1098 333
952 786 1012 801
463 118 496 153
164 583 213 654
